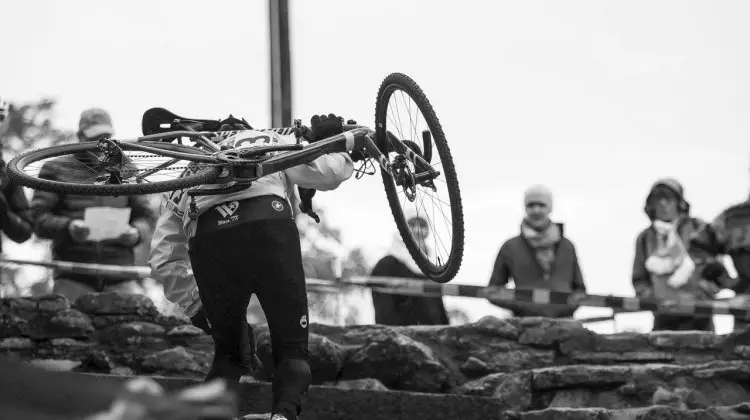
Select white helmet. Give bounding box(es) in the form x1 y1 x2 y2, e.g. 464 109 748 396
0 96 9 123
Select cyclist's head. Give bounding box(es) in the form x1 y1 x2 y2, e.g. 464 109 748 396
78 108 114 141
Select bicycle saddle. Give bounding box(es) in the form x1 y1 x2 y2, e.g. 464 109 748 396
141 107 223 136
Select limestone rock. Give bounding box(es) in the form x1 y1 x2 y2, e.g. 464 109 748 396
330 378 389 391
141 346 203 375
74 291 158 316
0 337 34 350
341 328 455 393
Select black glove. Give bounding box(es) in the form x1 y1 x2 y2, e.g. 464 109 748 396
298 187 320 223
310 114 344 142
701 261 727 283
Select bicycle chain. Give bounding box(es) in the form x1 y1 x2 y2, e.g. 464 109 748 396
88 151 267 176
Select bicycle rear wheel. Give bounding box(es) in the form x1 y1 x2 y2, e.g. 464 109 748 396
8 141 222 196
375 73 464 283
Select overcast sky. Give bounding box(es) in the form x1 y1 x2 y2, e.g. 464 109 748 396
3 0 750 333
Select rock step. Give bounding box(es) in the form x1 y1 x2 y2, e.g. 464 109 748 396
84 373 750 420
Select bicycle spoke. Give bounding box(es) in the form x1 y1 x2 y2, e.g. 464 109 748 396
385 85 458 270
21 150 210 187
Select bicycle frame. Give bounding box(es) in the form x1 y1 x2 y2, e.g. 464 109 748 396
121 124 440 197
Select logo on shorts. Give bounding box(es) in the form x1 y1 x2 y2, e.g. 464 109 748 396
299 315 308 328
215 201 240 226
271 200 284 212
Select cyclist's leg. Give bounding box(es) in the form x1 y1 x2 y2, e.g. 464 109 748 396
251 219 311 419
188 233 255 389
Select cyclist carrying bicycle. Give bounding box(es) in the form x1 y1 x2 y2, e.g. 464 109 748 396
149 113 354 420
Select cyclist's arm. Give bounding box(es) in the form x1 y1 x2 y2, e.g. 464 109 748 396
149 198 202 318
284 151 354 191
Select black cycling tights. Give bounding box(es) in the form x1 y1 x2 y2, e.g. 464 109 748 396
189 218 311 417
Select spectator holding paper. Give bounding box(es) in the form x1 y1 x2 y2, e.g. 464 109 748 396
30 108 156 302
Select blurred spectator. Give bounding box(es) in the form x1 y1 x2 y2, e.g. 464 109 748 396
0 97 33 255
371 207 449 326
30 108 155 302
631 178 717 332
691 192 750 331
487 185 587 318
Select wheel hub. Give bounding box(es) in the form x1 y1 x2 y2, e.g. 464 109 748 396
392 155 417 201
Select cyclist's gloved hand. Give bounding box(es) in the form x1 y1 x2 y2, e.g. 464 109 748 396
299 187 316 209
310 114 344 142
298 187 320 223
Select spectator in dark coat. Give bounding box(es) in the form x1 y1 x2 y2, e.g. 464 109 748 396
488 185 587 318
371 208 450 326
0 98 33 257
30 108 156 302
631 178 718 332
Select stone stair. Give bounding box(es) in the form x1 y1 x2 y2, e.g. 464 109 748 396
2 292 750 419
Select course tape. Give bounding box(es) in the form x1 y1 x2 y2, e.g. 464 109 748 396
317 276 750 320
3 257 747 319
0 256 151 280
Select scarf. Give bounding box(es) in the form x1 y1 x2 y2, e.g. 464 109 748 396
521 221 561 275
388 233 433 275
645 219 694 288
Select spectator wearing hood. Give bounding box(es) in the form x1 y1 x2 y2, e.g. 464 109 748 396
370 206 450 326
487 185 587 318
631 178 718 332
690 191 750 332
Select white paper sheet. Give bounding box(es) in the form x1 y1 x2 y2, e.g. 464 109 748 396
83 207 131 241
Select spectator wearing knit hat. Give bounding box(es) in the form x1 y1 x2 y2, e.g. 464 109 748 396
487 185 587 318
631 178 719 332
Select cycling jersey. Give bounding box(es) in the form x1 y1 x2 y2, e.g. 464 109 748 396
149 129 354 317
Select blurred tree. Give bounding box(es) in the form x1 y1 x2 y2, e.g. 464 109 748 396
1 99 75 157
0 99 74 296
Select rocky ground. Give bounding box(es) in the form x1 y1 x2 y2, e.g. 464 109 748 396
2 292 750 419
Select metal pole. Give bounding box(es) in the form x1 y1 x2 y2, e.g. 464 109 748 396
269 0 300 215
269 0 292 128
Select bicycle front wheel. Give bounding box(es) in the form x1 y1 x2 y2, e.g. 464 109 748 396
375 73 464 283
8 141 222 196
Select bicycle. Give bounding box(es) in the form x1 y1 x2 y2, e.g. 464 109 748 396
8 73 464 283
